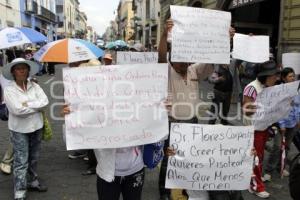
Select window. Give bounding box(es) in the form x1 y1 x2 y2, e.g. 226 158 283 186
6 0 11 7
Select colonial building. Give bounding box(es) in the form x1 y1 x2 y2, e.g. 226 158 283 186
117 0 135 42
0 0 21 28
21 0 57 41
133 0 161 50
56 0 77 38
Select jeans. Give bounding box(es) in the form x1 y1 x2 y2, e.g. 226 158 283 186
266 127 297 174
10 129 42 199
97 169 145 200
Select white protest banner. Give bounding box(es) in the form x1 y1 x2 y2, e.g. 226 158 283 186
232 33 269 63
117 52 158 64
282 53 300 75
170 6 231 64
166 124 254 190
252 81 300 131
63 64 169 150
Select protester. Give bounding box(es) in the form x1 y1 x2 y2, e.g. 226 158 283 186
243 61 280 198
289 153 300 200
77 59 101 176
208 64 233 125
103 53 113 65
61 59 145 200
264 67 299 181
3 58 49 200
158 15 214 200
66 59 91 160
0 72 12 175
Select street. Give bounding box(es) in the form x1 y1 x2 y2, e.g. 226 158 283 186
0 66 295 200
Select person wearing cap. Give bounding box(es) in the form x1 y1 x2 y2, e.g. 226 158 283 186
264 67 299 181
3 58 49 200
243 60 280 198
103 53 113 65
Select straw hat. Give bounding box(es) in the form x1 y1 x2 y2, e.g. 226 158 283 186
2 58 40 80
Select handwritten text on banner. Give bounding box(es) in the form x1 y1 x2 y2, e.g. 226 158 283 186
117 52 158 64
253 81 300 131
170 6 231 64
166 124 254 190
63 64 169 150
232 33 269 63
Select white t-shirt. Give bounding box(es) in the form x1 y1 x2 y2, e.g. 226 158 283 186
114 146 144 176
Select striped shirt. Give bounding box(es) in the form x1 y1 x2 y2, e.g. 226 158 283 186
243 85 257 100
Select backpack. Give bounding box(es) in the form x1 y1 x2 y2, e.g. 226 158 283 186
289 153 300 200
143 141 164 169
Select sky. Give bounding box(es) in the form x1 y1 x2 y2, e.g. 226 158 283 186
79 0 120 36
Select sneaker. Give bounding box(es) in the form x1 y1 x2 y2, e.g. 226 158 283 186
68 151 87 159
27 183 48 192
282 169 290 177
83 156 89 161
0 162 12 175
262 173 272 182
82 168 96 176
255 191 270 198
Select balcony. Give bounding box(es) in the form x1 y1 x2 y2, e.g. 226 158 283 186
37 6 57 23
25 0 38 14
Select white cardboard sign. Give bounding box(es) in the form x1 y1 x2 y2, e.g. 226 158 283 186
170 6 231 64
63 64 169 150
233 33 269 63
282 53 300 75
166 123 254 190
116 52 158 64
253 81 300 130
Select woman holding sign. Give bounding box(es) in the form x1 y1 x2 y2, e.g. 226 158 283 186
243 61 280 198
264 67 299 181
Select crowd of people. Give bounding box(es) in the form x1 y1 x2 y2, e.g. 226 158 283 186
1 7 300 200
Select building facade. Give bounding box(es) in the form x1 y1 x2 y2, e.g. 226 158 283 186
0 0 22 28
117 0 135 42
133 0 161 49
21 0 57 41
56 0 76 38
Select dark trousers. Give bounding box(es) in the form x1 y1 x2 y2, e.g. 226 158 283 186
159 117 198 197
209 90 232 125
87 150 97 169
209 191 244 200
97 169 144 200
47 63 55 75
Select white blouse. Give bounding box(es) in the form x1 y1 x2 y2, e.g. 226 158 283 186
4 81 49 133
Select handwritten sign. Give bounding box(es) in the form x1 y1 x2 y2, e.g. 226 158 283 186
232 33 269 63
170 6 231 64
117 52 158 64
63 64 169 150
282 53 300 75
166 124 254 190
252 81 300 130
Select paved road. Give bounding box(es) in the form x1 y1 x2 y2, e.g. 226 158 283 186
0 66 294 200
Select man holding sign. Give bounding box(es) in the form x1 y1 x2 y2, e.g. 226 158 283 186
158 6 239 200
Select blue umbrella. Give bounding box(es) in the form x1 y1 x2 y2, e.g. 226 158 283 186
114 40 127 47
0 27 48 49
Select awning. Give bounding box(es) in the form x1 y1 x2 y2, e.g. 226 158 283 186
229 0 267 9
